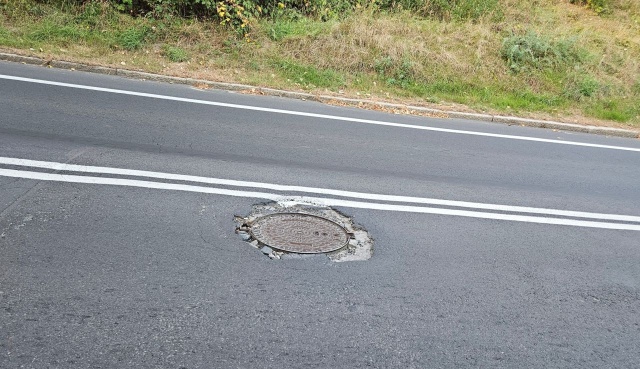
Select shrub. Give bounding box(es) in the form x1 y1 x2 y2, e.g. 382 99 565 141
501 31 587 73
570 0 611 15
577 76 599 97
106 0 501 36
374 56 415 88
563 73 600 100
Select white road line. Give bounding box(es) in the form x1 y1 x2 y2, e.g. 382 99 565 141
2 156 639 223
1 74 639 153
1 167 639 231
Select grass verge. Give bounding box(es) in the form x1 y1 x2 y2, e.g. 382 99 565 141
0 0 638 128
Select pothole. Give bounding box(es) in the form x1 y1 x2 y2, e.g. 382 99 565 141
234 202 373 262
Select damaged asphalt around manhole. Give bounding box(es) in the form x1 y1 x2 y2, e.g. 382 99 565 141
235 202 373 262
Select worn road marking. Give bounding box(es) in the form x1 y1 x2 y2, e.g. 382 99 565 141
1 74 639 153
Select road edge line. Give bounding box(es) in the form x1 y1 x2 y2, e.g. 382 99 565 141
1 51 638 139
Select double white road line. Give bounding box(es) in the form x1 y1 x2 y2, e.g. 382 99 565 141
1 157 639 231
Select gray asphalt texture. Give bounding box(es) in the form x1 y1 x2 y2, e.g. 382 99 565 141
1 62 640 368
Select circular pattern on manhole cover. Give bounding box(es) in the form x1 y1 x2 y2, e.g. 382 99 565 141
249 213 350 253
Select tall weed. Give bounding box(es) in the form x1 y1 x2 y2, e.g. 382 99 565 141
374 0 501 21
117 26 149 50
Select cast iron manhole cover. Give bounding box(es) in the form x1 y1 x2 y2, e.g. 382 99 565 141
249 213 350 253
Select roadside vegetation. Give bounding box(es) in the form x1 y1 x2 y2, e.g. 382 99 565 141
1 0 639 127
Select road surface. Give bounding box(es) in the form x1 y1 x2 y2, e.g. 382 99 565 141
1 61 640 368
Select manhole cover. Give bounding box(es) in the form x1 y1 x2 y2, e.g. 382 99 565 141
249 213 350 253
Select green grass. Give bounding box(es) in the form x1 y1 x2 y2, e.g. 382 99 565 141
266 17 330 41
271 59 345 89
29 21 86 43
117 27 149 50
2 3 133 50
587 100 638 122
0 24 19 46
163 45 189 62
398 80 565 112
563 73 600 100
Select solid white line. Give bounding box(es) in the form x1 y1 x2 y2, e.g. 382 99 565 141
2 156 639 223
1 168 639 231
1 74 639 153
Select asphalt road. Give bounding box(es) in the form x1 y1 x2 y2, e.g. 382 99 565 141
1 61 640 368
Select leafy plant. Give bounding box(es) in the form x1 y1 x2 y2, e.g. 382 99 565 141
374 56 414 88
577 76 599 97
115 0 133 13
163 44 189 61
215 0 263 36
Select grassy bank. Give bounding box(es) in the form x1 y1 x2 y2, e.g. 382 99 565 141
1 0 639 128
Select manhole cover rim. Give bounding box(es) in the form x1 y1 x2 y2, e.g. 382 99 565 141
248 212 350 254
